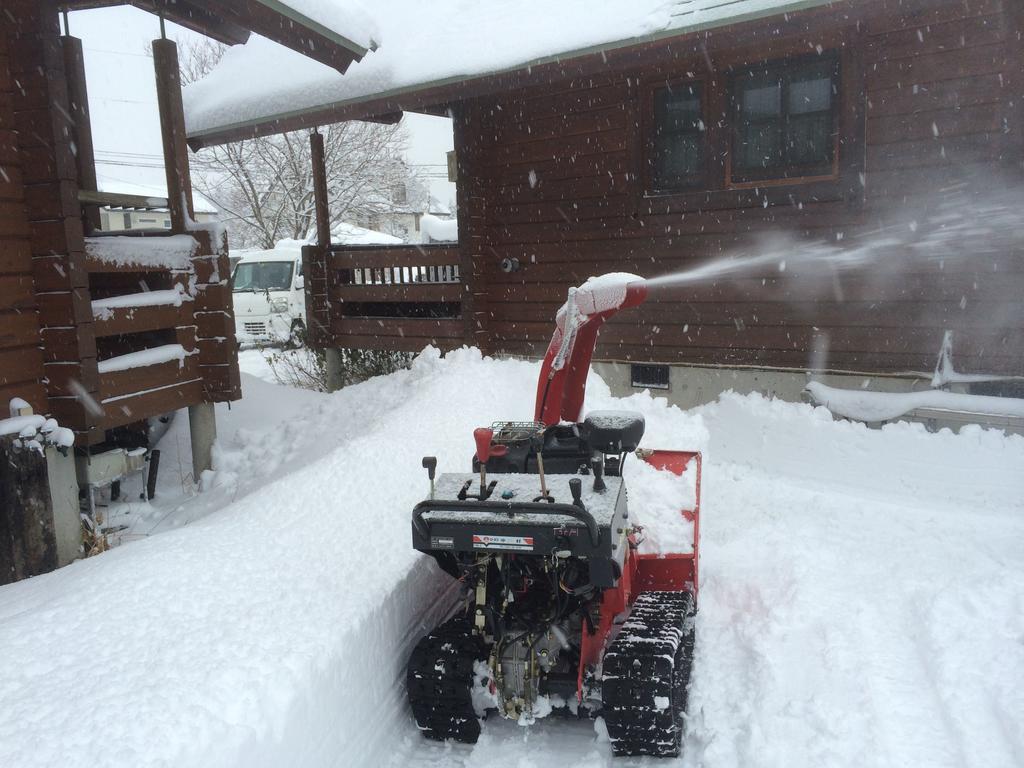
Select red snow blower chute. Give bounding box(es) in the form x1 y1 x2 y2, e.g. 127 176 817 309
407 274 701 757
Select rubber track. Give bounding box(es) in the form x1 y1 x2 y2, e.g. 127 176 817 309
406 617 487 743
602 591 696 757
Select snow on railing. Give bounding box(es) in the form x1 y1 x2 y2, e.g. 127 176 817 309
92 286 192 320
97 344 189 374
804 381 1024 423
85 234 199 270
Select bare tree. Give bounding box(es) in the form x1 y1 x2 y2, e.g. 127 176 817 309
174 38 420 249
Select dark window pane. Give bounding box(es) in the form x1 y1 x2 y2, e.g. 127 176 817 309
786 114 831 165
739 123 782 169
741 77 781 118
788 72 832 115
649 81 704 191
655 87 701 133
653 134 702 187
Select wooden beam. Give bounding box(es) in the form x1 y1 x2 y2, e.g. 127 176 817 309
152 38 194 232
61 36 101 234
310 130 331 249
77 189 168 210
58 1 251 45
212 0 366 73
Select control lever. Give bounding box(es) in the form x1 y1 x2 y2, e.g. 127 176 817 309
591 455 606 492
569 478 587 512
530 431 552 502
421 456 437 499
473 427 493 497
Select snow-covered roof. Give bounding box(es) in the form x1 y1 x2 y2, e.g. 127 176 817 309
269 0 379 51
332 221 404 245
184 0 835 143
239 224 403 261
97 176 218 215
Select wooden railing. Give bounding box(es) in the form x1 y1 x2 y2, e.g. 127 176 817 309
84 227 239 433
304 243 470 352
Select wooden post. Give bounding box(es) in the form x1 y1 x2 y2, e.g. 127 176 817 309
152 38 194 232
0 436 57 585
452 102 489 353
61 35 101 233
310 130 331 248
308 131 332 350
9 0 99 442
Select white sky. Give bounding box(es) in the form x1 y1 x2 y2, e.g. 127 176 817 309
66 6 457 211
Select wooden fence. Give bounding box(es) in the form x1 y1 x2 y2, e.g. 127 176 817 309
303 243 469 352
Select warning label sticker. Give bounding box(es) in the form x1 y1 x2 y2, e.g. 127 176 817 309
472 534 535 551
431 536 455 549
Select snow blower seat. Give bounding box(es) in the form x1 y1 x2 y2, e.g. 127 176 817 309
580 411 645 453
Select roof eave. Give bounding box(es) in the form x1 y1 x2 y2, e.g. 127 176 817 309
185 0 838 149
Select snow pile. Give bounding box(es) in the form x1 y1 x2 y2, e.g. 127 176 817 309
84 234 199 270
96 343 188 374
96 175 218 215
0 348 1021 768
805 380 1024 422
697 390 1023 513
184 0 825 138
0 402 74 453
91 286 190 320
271 223 404 249
419 213 457 243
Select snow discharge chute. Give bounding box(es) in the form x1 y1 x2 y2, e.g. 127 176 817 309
535 273 649 426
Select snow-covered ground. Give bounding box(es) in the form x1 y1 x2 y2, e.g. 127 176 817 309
1 348 1021 768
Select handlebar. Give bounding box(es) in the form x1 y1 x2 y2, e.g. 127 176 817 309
412 499 601 547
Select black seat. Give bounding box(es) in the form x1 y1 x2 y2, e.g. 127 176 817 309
581 411 645 453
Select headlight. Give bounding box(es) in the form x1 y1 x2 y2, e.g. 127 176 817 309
270 297 289 314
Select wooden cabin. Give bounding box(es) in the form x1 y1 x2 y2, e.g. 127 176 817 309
184 0 1024 410
0 0 371 582
0 0 377 455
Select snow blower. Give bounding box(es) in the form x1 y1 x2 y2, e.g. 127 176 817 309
407 274 701 757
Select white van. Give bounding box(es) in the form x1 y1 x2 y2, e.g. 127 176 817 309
231 247 306 346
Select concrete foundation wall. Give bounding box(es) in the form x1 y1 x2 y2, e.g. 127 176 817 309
593 362 935 411
592 361 1022 435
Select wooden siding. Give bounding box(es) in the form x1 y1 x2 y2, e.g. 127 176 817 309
457 0 1023 377
0 25 48 415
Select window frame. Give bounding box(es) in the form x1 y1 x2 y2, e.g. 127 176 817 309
641 74 710 196
726 52 842 187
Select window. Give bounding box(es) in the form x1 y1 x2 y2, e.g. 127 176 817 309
631 363 670 390
231 261 294 293
730 55 839 183
392 183 407 204
647 80 705 192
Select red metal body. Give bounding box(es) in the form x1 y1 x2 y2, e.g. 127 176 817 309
576 450 702 698
527 277 701 701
